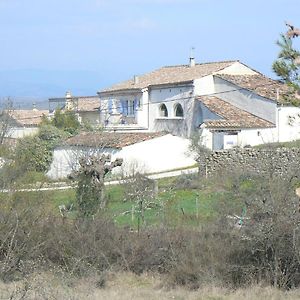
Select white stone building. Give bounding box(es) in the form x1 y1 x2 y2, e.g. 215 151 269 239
98 59 300 150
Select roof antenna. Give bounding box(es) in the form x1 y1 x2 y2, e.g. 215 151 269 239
189 47 195 67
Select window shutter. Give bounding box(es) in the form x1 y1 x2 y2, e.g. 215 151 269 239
124 100 128 116
117 100 122 113
134 98 138 112
120 100 126 114
108 99 113 113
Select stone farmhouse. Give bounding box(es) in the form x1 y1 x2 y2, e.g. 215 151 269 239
47 58 300 178
98 58 300 150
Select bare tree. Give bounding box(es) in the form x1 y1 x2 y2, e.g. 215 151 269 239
0 98 14 145
123 173 158 233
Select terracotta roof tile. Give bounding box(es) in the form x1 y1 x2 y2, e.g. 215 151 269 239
198 96 275 129
76 97 100 112
65 132 165 149
49 96 100 112
101 61 238 93
215 74 292 103
10 110 48 126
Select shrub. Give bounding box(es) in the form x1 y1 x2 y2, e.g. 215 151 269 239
11 125 68 177
51 109 80 135
173 173 200 190
14 136 52 172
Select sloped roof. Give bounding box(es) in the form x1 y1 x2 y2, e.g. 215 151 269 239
100 61 238 93
65 132 165 149
76 97 100 112
198 96 275 129
49 96 100 112
215 74 292 103
10 109 48 126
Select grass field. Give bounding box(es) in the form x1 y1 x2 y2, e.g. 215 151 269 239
0 175 241 229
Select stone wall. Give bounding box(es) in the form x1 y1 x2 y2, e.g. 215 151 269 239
199 148 300 177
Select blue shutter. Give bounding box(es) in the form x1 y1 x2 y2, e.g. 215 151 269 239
108 99 113 113
124 100 128 116
134 98 138 113
120 100 126 114
116 100 122 113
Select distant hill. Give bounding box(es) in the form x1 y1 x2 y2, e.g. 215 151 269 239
0 69 103 108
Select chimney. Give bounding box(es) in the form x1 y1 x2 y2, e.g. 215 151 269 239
133 75 139 85
189 47 196 67
32 102 37 111
65 91 72 98
65 91 73 110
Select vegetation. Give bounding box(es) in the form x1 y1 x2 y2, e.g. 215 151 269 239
255 138 300 149
1 162 299 290
69 155 123 217
41 108 81 135
273 23 300 105
11 125 67 175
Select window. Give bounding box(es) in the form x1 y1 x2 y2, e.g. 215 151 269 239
159 104 168 117
121 99 135 116
128 100 134 115
174 103 183 117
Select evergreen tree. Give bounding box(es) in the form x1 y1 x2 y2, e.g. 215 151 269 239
272 24 300 105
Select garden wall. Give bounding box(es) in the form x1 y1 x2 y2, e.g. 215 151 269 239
199 147 300 177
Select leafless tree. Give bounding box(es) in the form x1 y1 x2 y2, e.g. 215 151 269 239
123 173 158 233
0 98 14 145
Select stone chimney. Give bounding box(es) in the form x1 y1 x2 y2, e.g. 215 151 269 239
65 91 73 110
189 47 196 67
65 91 72 98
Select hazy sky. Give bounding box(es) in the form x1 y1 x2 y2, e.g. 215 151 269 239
0 0 300 99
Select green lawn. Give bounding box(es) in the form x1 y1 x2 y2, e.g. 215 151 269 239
105 181 229 228
2 176 235 228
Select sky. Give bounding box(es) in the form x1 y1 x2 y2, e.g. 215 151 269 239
0 0 300 104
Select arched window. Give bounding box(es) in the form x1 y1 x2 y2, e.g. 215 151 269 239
174 103 184 117
159 104 168 117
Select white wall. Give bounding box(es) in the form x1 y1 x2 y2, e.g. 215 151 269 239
8 127 39 138
277 106 300 142
135 88 149 128
214 77 277 123
194 75 215 96
79 111 100 126
47 146 119 179
149 85 194 136
47 134 197 179
198 126 213 149
237 127 278 147
199 125 278 150
118 134 196 175
216 61 258 75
